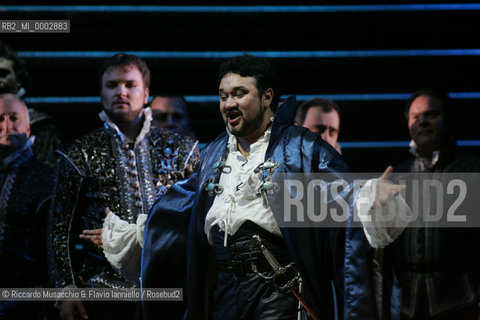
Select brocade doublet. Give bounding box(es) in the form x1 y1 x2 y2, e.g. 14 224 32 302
49 125 198 289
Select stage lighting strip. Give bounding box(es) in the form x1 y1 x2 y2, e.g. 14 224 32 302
195 141 480 149
24 92 480 104
24 94 480 149
2 4 480 13
16 49 480 59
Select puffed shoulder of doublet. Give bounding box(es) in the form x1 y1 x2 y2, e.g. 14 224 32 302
65 128 111 151
149 127 200 164
56 128 110 174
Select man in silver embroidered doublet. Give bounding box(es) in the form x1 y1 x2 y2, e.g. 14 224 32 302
48 54 199 320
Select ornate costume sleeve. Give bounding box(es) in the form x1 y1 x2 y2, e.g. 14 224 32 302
168 136 200 183
47 148 86 288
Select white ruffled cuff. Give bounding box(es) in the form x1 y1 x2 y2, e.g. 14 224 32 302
102 211 147 280
355 179 411 248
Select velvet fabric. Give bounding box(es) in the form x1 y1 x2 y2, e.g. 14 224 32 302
142 97 376 320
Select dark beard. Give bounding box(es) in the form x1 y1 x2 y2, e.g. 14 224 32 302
104 108 142 124
227 103 265 138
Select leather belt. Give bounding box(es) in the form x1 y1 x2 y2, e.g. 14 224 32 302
217 260 274 276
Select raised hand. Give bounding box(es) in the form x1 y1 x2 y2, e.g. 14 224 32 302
374 166 406 208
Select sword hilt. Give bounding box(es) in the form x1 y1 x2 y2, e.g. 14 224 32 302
251 234 283 272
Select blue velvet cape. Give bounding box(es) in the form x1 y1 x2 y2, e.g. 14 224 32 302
142 97 376 320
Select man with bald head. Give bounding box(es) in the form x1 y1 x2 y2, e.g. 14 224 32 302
0 41 63 168
382 89 480 320
0 93 30 151
0 93 53 319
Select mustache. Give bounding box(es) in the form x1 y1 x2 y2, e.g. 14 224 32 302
113 99 130 105
225 109 242 117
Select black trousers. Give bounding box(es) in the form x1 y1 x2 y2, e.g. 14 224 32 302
211 222 299 320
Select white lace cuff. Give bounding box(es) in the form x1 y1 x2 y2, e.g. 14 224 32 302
355 179 411 248
102 211 147 280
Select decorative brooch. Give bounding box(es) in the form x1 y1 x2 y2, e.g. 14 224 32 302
204 176 223 196
254 158 279 174
256 176 279 197
212 157 225 174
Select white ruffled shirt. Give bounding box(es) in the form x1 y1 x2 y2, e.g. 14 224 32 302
204 126 281 246
204 126 408 249
98 107 153 145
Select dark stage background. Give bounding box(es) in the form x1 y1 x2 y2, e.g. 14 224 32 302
1 1 479 171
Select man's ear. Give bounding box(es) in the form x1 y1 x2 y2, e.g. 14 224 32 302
262 88 274 110
25 122 31 138
144 88 150 105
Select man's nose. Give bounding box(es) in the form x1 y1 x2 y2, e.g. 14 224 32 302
418 114 429 125
115 84 127 96
225 96 237 108
322 135 335 147
1 118 13 131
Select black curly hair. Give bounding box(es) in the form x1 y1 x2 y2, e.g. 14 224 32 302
218 54 281 111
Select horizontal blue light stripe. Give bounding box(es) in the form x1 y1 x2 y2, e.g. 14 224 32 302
184 96 218 103
341 140 480 148
341 141 409 148
449 92 480 99
17 49 480 59
197 141 480 149
2 4 480 13
26 96 100 103
457 140 480 147
297 94 411 101
24 92 480 104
